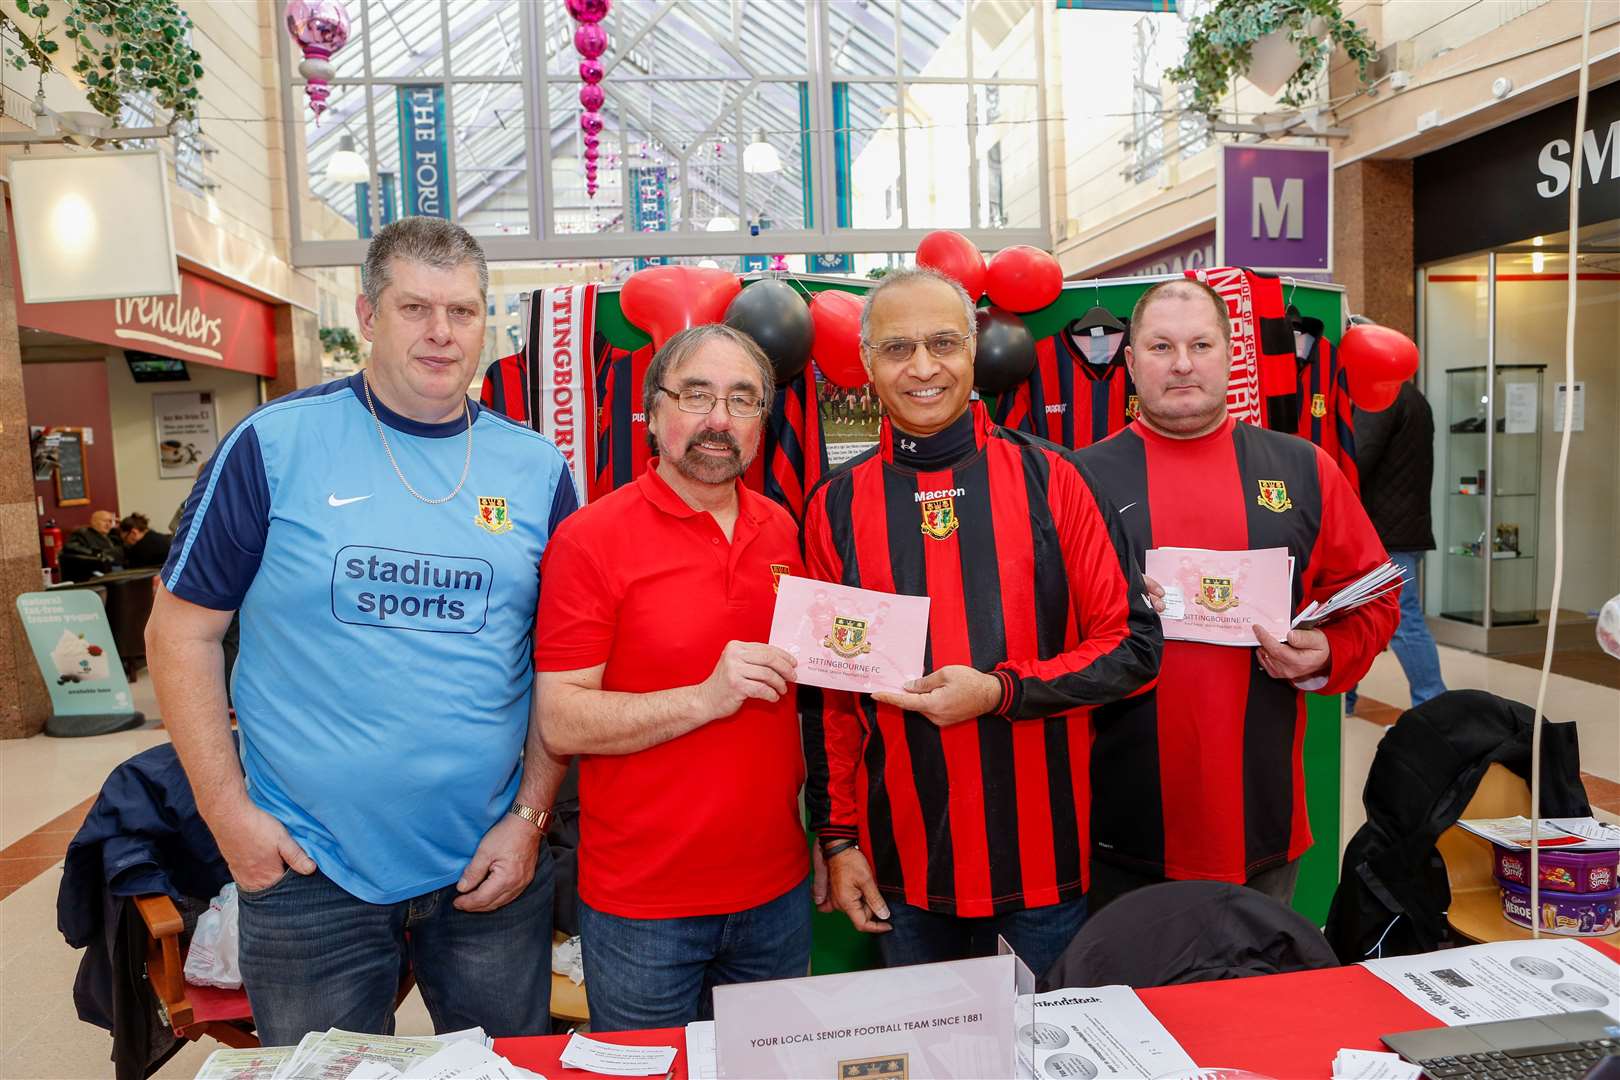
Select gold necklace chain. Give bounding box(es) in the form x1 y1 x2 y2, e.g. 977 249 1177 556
361 372 473 505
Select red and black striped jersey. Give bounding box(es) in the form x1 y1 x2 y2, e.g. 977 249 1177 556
479 352 529 422
992 321 1139 450
1076 417 1395 883
800 402 1162 917
590 342 656 501
761 370 826 522
1291 333 1359 493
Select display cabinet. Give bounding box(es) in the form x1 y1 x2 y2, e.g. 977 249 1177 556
1440 363 1545 627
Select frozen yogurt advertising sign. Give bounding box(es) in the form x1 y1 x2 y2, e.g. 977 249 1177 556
15 591 135 721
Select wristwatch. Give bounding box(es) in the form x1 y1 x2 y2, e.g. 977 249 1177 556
508 801 553 834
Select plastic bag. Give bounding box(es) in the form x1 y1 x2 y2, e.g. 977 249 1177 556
183 883 242 988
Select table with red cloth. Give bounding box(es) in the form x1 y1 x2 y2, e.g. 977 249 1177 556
495 944 1620 1079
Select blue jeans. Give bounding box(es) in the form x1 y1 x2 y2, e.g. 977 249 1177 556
579 877 812 1032
877 895 1087 978
1348 550 1446 712
238 849 554 1046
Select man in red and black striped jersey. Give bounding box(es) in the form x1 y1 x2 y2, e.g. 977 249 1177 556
801 268 1162 974
1077 280 1397 910
993 319 1139 450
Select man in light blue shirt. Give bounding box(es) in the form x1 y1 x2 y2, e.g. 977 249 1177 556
147 217 573 1044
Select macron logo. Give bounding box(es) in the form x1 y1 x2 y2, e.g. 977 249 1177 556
328 493 373 507
913 487 965 503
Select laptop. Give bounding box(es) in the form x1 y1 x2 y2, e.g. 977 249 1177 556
1383 1011 1620 1079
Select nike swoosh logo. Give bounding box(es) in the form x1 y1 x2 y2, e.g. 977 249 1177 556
328 493 373 507
1118 502 1138 513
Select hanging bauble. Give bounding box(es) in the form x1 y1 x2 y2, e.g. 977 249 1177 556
579 84 605 112
579 59 605 84
583 133 600 150
565 0 611 22
286 0 351 124
574 23 608 59
584 145 601 164
581 112 604 137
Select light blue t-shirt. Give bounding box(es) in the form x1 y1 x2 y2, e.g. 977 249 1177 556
162 373 576 903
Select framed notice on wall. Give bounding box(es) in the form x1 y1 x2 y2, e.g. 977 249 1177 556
53 428 89 506
152 391 219 479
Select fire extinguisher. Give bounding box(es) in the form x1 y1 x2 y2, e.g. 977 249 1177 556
40 519 63 572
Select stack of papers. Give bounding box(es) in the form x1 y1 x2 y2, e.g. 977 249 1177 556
1333 1048 1422 1079
558 1033 676 1076
1457 816 1620 851
195 1028 539 1080
684 1021 717 1080
1292 560 1406 630
1361 939 1620 1025
1021 986 1198 1080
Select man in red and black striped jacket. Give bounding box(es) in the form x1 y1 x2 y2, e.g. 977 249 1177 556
801 268 1162 974
1077 279 1396 910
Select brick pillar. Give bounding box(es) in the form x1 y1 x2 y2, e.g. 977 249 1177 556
1334 159 1416 339
263 303 323 401
0 211 50 738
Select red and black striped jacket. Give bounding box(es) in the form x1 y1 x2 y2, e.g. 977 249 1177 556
1291 334 1359 494
800 402 1162 917
1077 416 1395 883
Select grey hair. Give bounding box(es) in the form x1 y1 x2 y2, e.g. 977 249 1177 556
859 266 979 345
642 323 776 427
361 216 490 308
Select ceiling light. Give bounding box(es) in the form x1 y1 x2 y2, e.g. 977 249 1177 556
706 215 736 232
325 135 370 184
743 131 782 175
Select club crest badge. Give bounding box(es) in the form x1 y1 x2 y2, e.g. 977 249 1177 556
1197 575 1239 612
769 563 789 594
1127 394 1142 419
919 496 959 541
1256 479 1293 513
839 1055 908 1080
1311 392 1327 418
476 496 514 534
824 615 873 659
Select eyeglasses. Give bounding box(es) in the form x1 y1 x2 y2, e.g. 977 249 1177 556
657 386 767 419
862 333 972 364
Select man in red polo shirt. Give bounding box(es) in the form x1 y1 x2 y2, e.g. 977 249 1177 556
534 324 808 1031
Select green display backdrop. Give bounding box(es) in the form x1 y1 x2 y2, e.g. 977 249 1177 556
595 273 1347 968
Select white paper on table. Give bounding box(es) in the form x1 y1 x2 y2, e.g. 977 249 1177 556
433 1027 494 1049
1019 986 1198 1080
1455 815 1620 852
557 1033 676 1076
195 1045 296 1080
1332 1048 1423 1080
1504 382 1538 434
272 1030 453 1080
399 1039 541 1080
684 1021 717 1080
347 1065 403 1080
1360 939 1620 1026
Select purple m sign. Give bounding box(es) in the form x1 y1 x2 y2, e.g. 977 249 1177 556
1217 144 1333 273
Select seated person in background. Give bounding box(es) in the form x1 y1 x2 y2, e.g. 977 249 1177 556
120 513 173 568
61 509 124 580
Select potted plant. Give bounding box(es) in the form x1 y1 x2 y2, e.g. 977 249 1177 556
1168 0 1376 120
3 0 204 122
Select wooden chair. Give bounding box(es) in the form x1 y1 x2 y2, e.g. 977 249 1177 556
1437 763 1620 945
550 931 590 1027
134 893 418 1049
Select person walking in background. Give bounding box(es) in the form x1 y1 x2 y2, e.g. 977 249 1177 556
1349 378 1447 713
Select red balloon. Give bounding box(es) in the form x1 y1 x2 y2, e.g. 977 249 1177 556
985 244 1063 313
809 289 867 389
620 266 742 350
1340 323 1419 412
916 230 986 301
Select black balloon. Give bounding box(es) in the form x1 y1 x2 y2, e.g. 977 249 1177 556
972 306 1036 395
724 279 814 382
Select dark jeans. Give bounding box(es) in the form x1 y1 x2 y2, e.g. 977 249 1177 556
579 877 812 1032
238 850 554 1046
877 895 1088 977
1086 856 1301 916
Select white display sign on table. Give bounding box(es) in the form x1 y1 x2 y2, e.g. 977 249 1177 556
713 948 1035 1079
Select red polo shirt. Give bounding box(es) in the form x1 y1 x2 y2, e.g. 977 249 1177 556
534 462 808 918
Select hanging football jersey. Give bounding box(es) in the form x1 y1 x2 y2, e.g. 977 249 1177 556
760 369 827 522
1291 324 1359 492
992 317 1138 450
590 341 656 501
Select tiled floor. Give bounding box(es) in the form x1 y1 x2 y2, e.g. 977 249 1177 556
1 644 1616 1078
